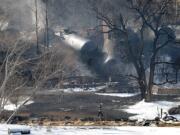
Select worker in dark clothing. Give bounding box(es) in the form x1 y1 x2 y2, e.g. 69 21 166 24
98 103 104 120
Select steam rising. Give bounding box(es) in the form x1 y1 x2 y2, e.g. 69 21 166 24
0 0 179 84
55 32 95 51
0 0 45 32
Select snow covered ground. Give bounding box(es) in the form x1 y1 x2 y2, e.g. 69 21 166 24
1 125 180 135
95 93 140 97
124 100 180 121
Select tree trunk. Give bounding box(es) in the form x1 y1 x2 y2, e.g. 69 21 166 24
138 70 147 100
146 57 156 102
139 81 146 100
125 33 147 100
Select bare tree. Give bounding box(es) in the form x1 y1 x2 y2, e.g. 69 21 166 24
90 0 178 101
2 41 81 123
0 40 31 115
5 46 66 123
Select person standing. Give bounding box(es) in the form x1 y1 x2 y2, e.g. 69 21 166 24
98 103 104 120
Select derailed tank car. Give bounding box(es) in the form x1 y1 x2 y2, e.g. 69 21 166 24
55 29 100 65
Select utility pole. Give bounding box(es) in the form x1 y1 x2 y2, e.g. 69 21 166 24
35 0 39 54
45 0 49 48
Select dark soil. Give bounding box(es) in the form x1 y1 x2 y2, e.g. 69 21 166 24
17 92 141 121
4 91 180 124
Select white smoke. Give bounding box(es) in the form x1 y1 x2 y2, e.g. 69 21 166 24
0 21 8 31
30 0 45 30
55 32 91 50
103 38 115 63
0 0 45 32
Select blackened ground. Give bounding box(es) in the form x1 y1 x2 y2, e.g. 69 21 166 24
18 92 140 121
6 92 180 122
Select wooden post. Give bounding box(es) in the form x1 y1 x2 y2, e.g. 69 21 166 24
161 108 163 119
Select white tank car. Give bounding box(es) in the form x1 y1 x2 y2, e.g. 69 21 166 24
55 31 96 52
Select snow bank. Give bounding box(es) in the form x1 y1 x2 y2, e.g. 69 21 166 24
95 93 140 97
124 100 180 121
1 125 180 135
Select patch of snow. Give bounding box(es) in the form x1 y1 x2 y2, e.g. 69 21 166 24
171 114 180 121
112 100 120 103
4 98 34 111
64 87 98 93
1 125 180 135
95 93 140 97
124 100 180 121
4 102 17 111
49 86 106 93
